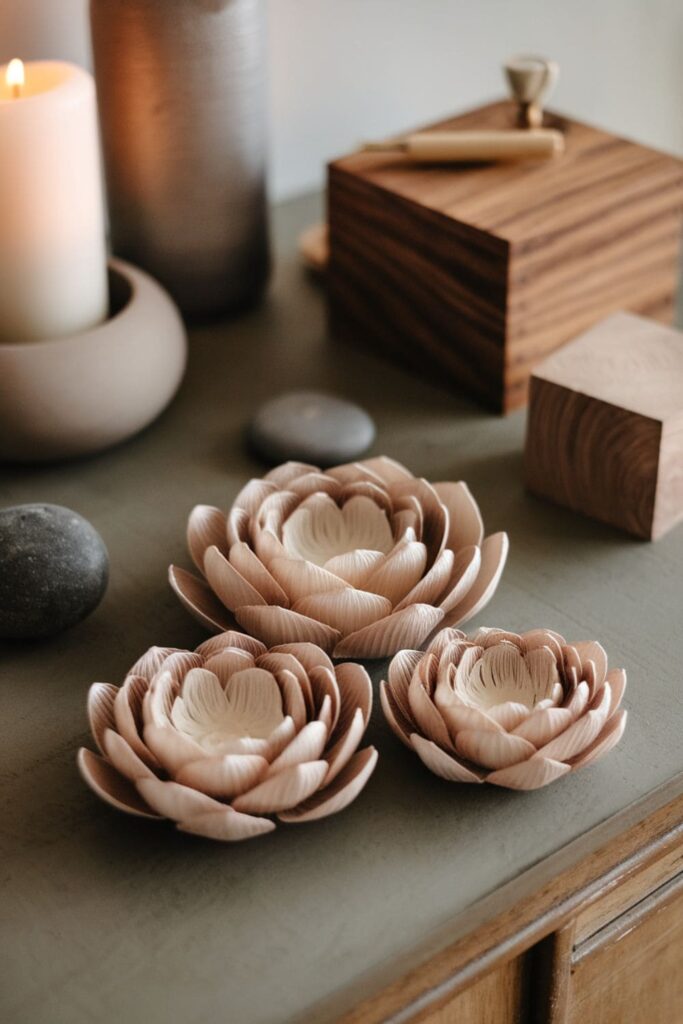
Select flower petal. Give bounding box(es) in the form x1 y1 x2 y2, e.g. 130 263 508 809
270 642 335 677
232 478 279 515
226 507 250 546
168 565 237 632
293 588 392 634
455 729 536 770
356 456 414 485
287 472 341 499
333 661 373 728
203 648 255 685
410 734 483 783
433 481 485 549
181 668 231 725
178 808 276 841
267 721 328 775
395 548 455 611
308 665 341 733
176 754 268 797
269 555 347 603
438 546 482 613
264 461 319 486
340 480 392 514
274 669 307 730
606 669 627 716
144 723 207 774
487 757 571 790
102 729 157 783
333 604 444 659
512 706 573 746
232 760 328 813
136 777 226 820
534 684 612 762
235 605 341 652
195 631 267 660
204 545 266 612
113 675 161 769
187 505 228 572
486 701 530 731
224 668 285 736
568 709 628 769
440 704 503 737
78 748 160 818
324 708 366 783
323 549 385 588
364 541 428 604
257 652 315 715
380 680 414 747
278 747 378 822
408 671 453 749
228 542 290 607
87 683 117 755
129 646 181 682
439 532 509 627
390 478 448 562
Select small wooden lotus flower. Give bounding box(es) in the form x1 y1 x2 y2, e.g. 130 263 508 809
78 632 377 841
381 628 627 790
169 456 508 659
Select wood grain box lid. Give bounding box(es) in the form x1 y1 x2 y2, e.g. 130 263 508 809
328 101 683 412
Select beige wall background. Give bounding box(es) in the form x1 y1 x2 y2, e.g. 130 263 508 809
1 0 682 201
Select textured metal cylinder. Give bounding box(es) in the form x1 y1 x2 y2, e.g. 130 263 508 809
90 0 270 318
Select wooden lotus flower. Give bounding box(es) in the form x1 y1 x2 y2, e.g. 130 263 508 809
169 457 508 659
381 628 627 790
78 631 377 841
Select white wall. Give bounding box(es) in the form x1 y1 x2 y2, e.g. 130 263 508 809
2 0 683 201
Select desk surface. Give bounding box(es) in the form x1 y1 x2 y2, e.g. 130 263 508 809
2 193 682 1024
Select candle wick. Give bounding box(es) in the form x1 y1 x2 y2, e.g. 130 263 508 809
12 83 21 100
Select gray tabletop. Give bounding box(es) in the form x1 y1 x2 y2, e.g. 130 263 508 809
2 193 682 1024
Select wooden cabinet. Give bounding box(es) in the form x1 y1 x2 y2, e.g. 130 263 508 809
340 782 683 1024
567 876 683 1024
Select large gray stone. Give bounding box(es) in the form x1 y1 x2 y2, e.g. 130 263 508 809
0 504 109 640
248 390 376 467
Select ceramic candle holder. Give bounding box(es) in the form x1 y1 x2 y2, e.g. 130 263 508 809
169 456 509 659
78 631 378 842
381 627 627 790
0 258 187 463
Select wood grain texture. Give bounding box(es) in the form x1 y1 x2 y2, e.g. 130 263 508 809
329 778 683 1024
525 312 683 540
568 874 683 1024
417 957 529 1024
327 101 683 412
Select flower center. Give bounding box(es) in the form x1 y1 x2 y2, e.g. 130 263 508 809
282 495 394 567
459 645 558 710
171 667 285 753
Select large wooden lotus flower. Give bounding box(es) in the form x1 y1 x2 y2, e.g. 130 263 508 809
78 632 377 841
381 628 627 790
169 457 508 659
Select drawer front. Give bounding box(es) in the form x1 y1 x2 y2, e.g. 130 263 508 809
567 874 683 1024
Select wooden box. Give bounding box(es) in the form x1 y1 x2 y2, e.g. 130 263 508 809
327 101 683 412
525 311 683 540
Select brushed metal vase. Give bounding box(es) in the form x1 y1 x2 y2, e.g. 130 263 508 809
90 0 270 319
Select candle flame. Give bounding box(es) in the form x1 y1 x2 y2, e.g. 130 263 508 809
6 58 25 98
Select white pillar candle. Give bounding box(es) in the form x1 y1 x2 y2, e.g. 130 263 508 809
0 60 108 342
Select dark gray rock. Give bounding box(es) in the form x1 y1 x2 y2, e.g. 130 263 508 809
248 391 376 467
0 504 109 640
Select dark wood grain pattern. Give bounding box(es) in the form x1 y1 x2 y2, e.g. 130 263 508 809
327 101 683 412
525 311 683 540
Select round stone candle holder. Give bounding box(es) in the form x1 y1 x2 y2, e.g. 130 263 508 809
0 258 187 462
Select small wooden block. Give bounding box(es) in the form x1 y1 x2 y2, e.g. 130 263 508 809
327 101 683 412
524 312 683 540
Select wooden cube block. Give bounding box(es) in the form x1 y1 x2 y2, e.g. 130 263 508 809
327 101 683 412
524 312 683 540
